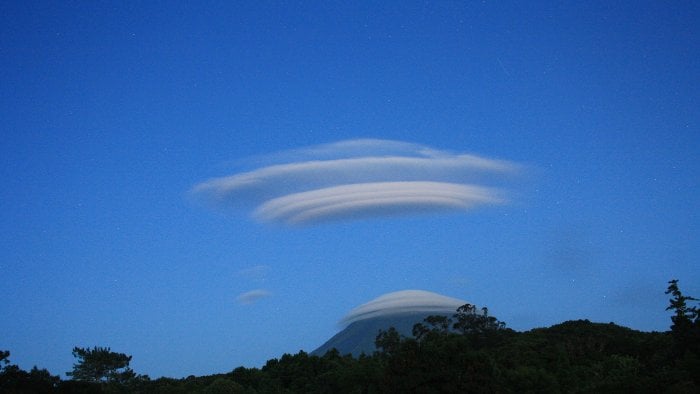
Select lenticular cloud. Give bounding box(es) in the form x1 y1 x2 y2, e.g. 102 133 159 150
192 139 520 225
341 290 468 325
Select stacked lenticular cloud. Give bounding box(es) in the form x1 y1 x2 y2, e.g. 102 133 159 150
340 290 468 326
192 139 520 225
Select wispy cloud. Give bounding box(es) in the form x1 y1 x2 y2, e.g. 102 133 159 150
192 139 521 225
341 290 468 326
235 289 272 305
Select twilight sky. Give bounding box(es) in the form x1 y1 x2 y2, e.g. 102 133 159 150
1 1 699 379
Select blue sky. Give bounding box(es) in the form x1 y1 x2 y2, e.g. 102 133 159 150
1 1 699 378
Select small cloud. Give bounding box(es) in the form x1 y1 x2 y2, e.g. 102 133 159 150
236 289 272 305
191 139 522 225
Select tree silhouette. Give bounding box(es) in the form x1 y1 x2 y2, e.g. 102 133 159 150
453 303 505 334
666 280 698 327
412 315 453 341
0 351 60 392
665 279 700 356
374 327 402 356
67 346 135 384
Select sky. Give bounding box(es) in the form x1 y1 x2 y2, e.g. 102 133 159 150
1 0 699 379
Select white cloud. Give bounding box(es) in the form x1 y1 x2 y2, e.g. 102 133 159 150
192 139 521 225
255 181 503 225
341 290 468 326
236 289 272 305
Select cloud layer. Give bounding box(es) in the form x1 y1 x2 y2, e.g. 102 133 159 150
192 139 519 225
341 290 468 326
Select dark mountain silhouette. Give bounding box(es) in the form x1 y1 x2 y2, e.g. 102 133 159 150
311 311 453 356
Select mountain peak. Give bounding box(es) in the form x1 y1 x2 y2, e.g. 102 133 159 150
312 290 469 357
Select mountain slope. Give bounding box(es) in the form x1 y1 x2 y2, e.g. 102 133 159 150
311 312 451 357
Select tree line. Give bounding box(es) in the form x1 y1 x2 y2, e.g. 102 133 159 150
2 279 698 393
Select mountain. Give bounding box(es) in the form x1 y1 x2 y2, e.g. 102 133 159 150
311 312 452 357
311 290 468 357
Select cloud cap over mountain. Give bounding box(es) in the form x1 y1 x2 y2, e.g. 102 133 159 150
341 290 468 326
192 139 521 225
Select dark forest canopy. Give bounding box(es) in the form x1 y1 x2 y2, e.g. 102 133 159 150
2 280 699 393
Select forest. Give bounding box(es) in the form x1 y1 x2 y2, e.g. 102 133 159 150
2 280 698 393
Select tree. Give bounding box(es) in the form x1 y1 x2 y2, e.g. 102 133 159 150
665 279 700 356
204 377 246 394
374 327 402 356
424 315 452 333
666 280 699 329
0 350 9 368
453 303 506 334
67 346 135 383
0 351 60 393
412 315 452 341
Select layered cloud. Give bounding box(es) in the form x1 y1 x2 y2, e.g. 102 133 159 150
341 290 468 326
255 181 503 224
235 289 272 305
192 139 520 225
